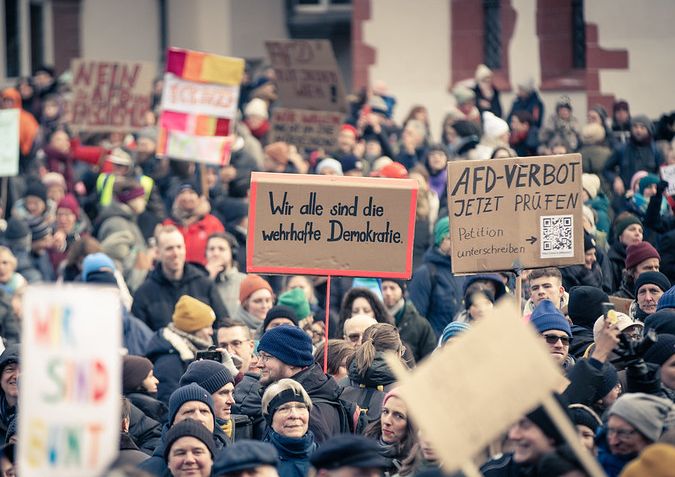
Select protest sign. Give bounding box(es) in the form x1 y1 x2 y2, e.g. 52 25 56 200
269 108 344 150
609 296 633 315
660 164 675 196
247 172 418 278
265 39 346 112
0 109 19 177
18 285 122 477
385 298 603 476
158 47 245 166
69 59 155 132
447 153 584 273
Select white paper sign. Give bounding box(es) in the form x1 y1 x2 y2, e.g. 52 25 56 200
660 164 675 196
0 109 20 177
162 73 239 118
165 129 233 166
18 285 122 477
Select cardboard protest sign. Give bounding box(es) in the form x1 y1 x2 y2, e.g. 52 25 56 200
69 59 155 132
158 47 245 166
609 296 633 315
447 154 584 273
266 40 347 112
18 285 122 477
247 172 418 278
659 164 675 196
385 298 567 474
0 109 20 177
269 108 344 150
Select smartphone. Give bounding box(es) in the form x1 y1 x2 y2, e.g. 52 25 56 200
195 350 222 363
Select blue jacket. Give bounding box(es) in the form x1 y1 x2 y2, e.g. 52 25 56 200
408 247 465 336
123 307 153 356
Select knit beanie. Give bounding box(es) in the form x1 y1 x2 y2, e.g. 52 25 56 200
239 274 273 304
163 418 217 460
475 64 492 82
262 305 299 332
657 286 675 311
635 271 671 296
567 404 602 432
530 300 572 337
452 85 475 105
645 309 675 335
625 241 660 270
583 232 596 252
179 359 234 394
482 112 509 140
567 286 609 329
434 217 450 246
168 383 215 426
85 270 118 285
316 158 344 176
257 324 314 367
57 194 80 219
122 355 154 394
82 253 115 280
614 213 641 240
608 393 675 443
581 173 601 199
212 441 279 476
438 322 470 347
382 278 407 294
4 218 30 241
42 172 66 190
630 171 648 193
172 295 216 333
620 444 675 477
581 123 605 146
527 402 565 445
593 363 619 401
24 181 47 203
644 334 675 367
244 98 269 119
277 288 310 320
379 162 409 179
639 174 660 194
27 217 50 242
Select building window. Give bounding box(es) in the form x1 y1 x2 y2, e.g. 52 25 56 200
572 0 585 68
30 0 44 71
4 0 20 77
483 0 501 69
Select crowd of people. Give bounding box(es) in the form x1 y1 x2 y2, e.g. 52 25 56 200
0 60 674 477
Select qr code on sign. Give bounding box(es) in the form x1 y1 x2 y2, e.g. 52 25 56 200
540 215 574 258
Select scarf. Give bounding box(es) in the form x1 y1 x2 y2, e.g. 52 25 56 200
387 298 405 325
235 306 264 334
428 168 447 199
162 324 212 361
265 429 316 459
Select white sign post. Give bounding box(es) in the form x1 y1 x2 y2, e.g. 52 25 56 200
18 285 122 477
0 109 20 177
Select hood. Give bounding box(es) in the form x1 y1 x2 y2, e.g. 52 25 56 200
1 89 21 109
0 344 19 374
347 352 396 387
462 273 507 299
293 363 342 401
98 201 136 223
422 246 452 267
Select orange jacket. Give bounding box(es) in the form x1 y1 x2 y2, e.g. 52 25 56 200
2 88 39 156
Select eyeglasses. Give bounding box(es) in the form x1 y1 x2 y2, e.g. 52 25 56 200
542 334 571 346
607 428 637 439
258 352 275 364
275 402 308 416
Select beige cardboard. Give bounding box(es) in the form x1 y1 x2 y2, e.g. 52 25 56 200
269 108 344 150
609 296 633 315
265 40 347 112
69 59 155 132
387 298 566 474
247 172 417 278
447 153 584 273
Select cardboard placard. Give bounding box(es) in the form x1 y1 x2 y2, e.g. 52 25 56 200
609 296 633 315
18 285 122 477
247 172 418 278
269 107 344 150
659 164 675 196
265 40 346 112
0 109 20 177
387 298 566 474
69 59 155 132
158 47 245 166
447 154 584 273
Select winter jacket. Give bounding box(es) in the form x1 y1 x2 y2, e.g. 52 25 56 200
340 352 397 422
96 201 147 250
0 292 20 345
538 114 581 152
581 144 612 175
163 213 224 266
473 85 502 118
569 325 595 359
560 263 603 291
1 88 38 157
481 453 533 477
607 241 627 294
603 140 664 191
232 372 267 440
394 301 436 362
128 402 162 455
292 364 344 444
264 430 316 477
110 432 149 467
563 357 609 407
408 247 465 336
596 428 635 477
131 262 227 331
507 92 544 129
127 391 168 426
586 193 612 235
122 307 153 356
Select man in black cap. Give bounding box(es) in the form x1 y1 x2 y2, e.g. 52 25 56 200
567 286 610 359
310 434 391 477
212 440 279 477
633 271 670 321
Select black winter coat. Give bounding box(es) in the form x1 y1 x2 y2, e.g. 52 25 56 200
340 352 397 421
232 372 266 440
127 391 168 425
395 301 437 362
145 330 196 405
131 262 227 331
607 241 627 294
292 364 343 444
128 402 162 455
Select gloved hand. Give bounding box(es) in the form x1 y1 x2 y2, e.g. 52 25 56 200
216 347 241 376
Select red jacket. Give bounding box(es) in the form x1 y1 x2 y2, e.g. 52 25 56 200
163 214 224 265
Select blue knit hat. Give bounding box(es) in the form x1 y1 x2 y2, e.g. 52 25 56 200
212 441 279 475
438 322 470 347
168 383 215 426
258 324 314 367
179 360 234 394
657 285 675 311
530 300 572 337
82 253 115 280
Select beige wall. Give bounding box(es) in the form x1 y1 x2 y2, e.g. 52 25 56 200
81 0 159 63
167 0 233 57
231 0 287 60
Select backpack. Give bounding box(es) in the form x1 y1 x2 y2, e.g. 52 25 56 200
311 396 369 435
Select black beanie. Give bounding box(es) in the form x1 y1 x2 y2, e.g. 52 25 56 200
122 356 154 394
382 278 407 293
526 394 569 446
583 231 596 252
568 404 602 432
163 419 216 461
3 218 30 241
24 181 47 203
567 286 609 329
179 359 234 394
634 271 671 295
644 333 675 366
593 363 619 401
644 309 675 335
262 305 299 331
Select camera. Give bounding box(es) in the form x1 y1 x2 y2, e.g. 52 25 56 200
196 346 223 363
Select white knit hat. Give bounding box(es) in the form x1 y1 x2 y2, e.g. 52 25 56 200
482 112 509 140
244 98 269 119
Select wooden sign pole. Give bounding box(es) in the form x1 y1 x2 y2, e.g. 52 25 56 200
515 271 522 313
323 275 331 373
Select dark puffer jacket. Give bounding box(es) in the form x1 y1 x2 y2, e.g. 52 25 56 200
394 300 436 362
340 352 397 421
291 364 343 444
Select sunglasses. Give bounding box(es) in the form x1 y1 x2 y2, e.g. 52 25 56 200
543 334 571 346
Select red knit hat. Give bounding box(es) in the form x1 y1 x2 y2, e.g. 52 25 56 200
239 274 273 303
340 124 358 138
57 194 80 219
625 241 660 270
379 162 409 179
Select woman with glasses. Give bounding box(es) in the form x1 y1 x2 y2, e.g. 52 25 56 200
261 379 316 477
